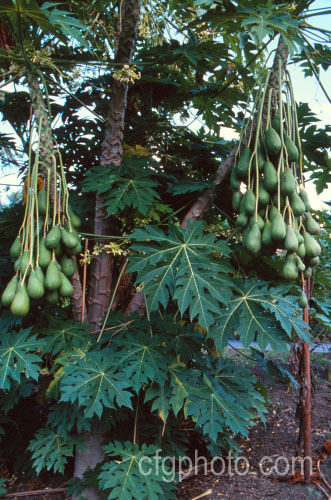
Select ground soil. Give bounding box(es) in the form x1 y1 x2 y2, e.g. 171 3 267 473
1 355 330 500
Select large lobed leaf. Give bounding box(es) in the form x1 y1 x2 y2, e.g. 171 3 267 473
128 220 234 331
0 327 45 391
60 352 133 418
99 441 177 500
82 157 161 216
40 318 91 356
28 427 83 475
112 331 170 393
209 280 310 352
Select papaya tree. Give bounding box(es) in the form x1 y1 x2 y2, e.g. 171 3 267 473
0 1 330 499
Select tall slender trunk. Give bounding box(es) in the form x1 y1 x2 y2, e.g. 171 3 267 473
72 2 140 499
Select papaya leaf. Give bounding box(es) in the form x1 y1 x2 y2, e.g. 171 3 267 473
60 352 133 418
157 316 205 365
41 2 89 48
128 220 233 331
145 381 172 423
0 0 55 34
211 358 267 422
0 328 45 391
209 280 310 352
186 372 253 443
46 403 91 434
28 427 84 475
112 331 170 392
82 158 160 216
99 441 177 500
40 318 91 356
0 380 34 414
168 363 202 417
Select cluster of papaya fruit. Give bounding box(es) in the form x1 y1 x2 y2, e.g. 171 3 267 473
230 68 321 308
2 170 82 317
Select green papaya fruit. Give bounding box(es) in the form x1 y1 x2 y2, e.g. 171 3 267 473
54 240 63 258
10 236 22 259
67 205 81 229
258 182 270 206
271 213 286 241
307 256 320 267
256 145 265 171
236 212 248 228
243 189 256 215
245 223 261 254
230 167 241 190
290 192 305 217
45 260 61 291
37 190 47 216
45 225 61 249
14 256 21 272
297 243 306 258
35 266 45 285
282 253 298 280
45 290 59 305
264 127 282 155
294 229 304 245
296 256 305 272
20 250 31 276
261 221 273 246
280 168 296 196
304 213 320 235
269 204 278 220
263 161 278 192
69 238 82 256
61 227 79 250
285 135 299 162
27 269 45 299
232 191 242 212
272 194 285 209
249 214 264 231
236 147 251 179
2 275 18 306
239 195 246 213
55 259 62 271
299 189 311 212
59 273 74 297
271 114 281 134
284 226 298 252
242 225 251 246
258 207 266 218
39 237 52 268
271 114 287 135
60 255 76 278
303 232 321 258
298 291 308 309
304 267 312 278
11 283 30 317
63 222 80 240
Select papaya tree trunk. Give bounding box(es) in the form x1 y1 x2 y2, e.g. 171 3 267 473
72 1 140 499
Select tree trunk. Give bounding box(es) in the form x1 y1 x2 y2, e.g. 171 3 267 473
72 1 140 498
